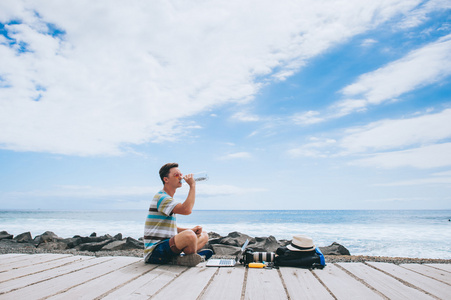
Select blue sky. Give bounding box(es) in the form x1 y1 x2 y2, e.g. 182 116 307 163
1 0 451 210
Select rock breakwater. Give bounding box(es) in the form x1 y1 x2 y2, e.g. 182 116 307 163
0 230 349 256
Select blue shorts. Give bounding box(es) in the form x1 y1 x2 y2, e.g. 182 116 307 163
147 237 178 264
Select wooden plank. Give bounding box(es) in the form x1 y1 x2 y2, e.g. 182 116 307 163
279 267 334 300
0 256 111 295
199 266 246 300
1 256 138 299
151 264 217 300
0 254 29 262
338 263 434 300
244 267 287 300
46 259 153 299
425 263 451 273
401 264 451 285
0 255 92 283
2 254 447 300
0 254 71 272
0 254 26 258
312 264 383 299
367 262 451 300
101 264 187 299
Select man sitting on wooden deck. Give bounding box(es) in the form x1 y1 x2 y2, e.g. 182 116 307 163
144 163 211 267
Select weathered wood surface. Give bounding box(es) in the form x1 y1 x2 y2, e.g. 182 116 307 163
0 254 450 299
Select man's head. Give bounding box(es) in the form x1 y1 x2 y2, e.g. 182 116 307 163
159 163 180 186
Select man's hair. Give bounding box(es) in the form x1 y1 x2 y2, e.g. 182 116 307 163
159 163 179 185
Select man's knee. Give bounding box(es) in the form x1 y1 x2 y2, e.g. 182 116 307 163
174 230 197 248
184 229 198 242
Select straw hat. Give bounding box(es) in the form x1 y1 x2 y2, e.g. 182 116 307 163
287 235 315 251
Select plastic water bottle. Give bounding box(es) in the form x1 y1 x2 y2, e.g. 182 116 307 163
182 171 209 183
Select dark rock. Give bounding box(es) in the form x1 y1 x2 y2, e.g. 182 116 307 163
0 231 13 240
62 237 83 248
76 239 114 252
90 232 97 237
219 232 254 247
0 239 35 249
79 234 112 244
114 233 122 240
125 237 143 249
33 231 61 246
14 232 33 243
319 242 351 255
211 244 241 256
101 240 127 250
208 232 222 239
248 236 280 252
101 237 143 251
207 237 222 245
38 241 68 250
79 236 97 243
207 232 224 246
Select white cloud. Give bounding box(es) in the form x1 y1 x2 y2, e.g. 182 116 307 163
337 34 451 115
340 109 451 153
373 177 451 187
7 185 159 198
341 109 451 169
6 183 267 203
231 111 260 122
398 0 451 29
180 184 267 197
432 170 451 177
219 152 252 160
331 99 368 117
0 0 422 156
364 197 431 203
291 111 324 125
361 38 378 47
288 137 336 158
288 109 451 169
351 143 451 169
293 32 451 124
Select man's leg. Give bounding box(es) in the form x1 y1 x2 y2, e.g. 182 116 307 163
170 230 202 267
196 231 208 250
173 230 209 253
173 230 199 254
147 239 176 265
196 231 213 259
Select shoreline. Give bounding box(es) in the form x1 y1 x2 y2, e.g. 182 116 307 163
1 248 451 265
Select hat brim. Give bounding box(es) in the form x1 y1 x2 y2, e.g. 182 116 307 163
287 244 315 251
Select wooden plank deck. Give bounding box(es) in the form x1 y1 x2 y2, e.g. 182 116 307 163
0 254 450 299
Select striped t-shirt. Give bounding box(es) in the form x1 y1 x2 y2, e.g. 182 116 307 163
143 190 180 261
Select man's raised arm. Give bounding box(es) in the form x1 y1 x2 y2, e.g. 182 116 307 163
172 174 196 215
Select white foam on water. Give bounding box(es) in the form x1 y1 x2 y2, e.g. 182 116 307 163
1 214 144 240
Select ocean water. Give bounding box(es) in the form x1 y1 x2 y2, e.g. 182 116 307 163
1 210 450 259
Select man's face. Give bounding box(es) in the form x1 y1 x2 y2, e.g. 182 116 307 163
166 167 183 188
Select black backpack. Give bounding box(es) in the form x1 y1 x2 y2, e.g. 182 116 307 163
275 246 326 269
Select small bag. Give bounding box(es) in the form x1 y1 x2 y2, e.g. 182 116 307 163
275 246 326 269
